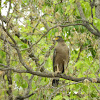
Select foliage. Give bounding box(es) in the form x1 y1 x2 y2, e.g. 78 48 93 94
0 0 100 100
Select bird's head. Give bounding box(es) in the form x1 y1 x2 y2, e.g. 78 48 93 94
53 36 64 42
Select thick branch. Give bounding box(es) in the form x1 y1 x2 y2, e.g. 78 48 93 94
2 25 17 44
1 27 35 72
15 32 40 67
0 66 100 83
4 41 13 100
76 1 100 37
29 71 100 83
0 67 28 73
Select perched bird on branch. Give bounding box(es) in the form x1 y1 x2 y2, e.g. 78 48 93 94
52 36 69 87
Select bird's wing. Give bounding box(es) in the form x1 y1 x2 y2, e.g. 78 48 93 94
53 49 56 72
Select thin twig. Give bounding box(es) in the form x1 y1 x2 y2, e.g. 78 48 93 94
7 0 11 17
48 81 82 100
75 45 82 63
90 0 93 24
25 75 34 95
93 84 100 94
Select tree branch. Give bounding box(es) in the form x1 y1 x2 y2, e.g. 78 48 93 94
90 0 94 24
76 1 100 37
7 0 11 17
29 71 100 83
33 18 41 33
15 84 48 99
25 75 34 96
4 40 13 100
0 15 8 23
48 81 82 100
0 65 100 83
2 25 17 45
15 32 40 67
41 18 50 30
1 27 35 72
0 67 28 73
75 45 83 63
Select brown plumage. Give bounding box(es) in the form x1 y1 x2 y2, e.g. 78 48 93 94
52 36 69 87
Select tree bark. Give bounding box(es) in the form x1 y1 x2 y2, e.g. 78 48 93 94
95 0 100 19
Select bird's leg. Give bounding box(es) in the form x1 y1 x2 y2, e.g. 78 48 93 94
55 64 61 74
56 64 61 74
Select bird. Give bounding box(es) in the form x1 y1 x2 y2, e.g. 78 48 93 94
52 36 69 87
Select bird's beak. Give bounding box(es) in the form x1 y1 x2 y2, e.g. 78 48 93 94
53 37 59 41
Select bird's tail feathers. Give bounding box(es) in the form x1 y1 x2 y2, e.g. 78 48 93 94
52 79 59 87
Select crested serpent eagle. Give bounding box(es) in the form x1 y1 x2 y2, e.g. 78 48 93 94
52 36 69 87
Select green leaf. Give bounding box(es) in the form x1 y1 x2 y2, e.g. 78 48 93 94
53 95 62 100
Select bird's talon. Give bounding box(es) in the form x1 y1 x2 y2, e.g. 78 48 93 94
54 71 61 75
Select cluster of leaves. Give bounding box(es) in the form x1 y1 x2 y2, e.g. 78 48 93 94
0 0 100 100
